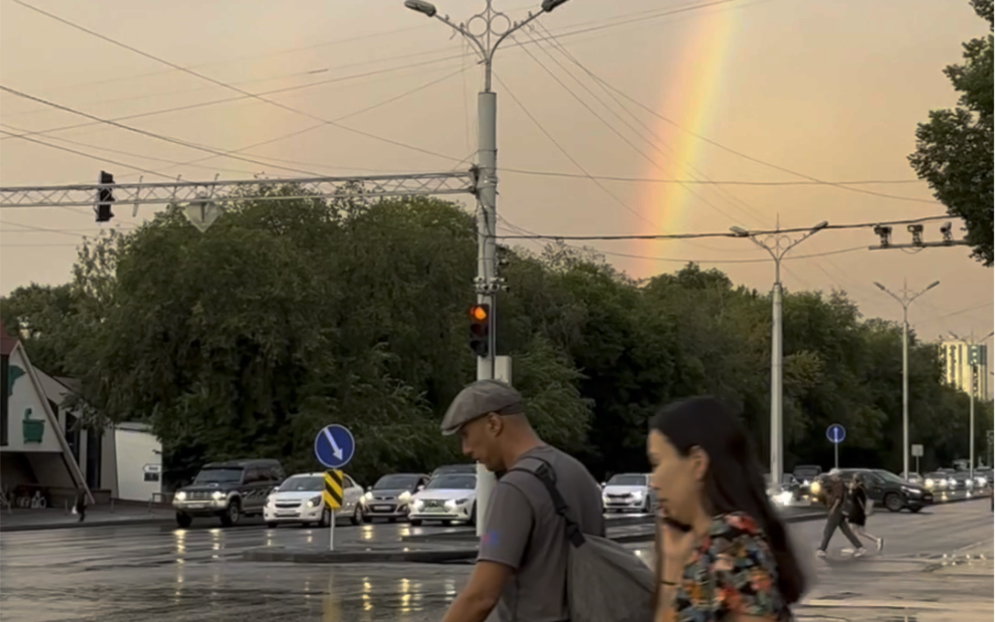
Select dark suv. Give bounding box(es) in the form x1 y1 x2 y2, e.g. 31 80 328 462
173 459 285 527
834 468 933 512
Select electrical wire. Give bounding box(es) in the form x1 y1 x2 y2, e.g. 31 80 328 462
0 128 175 179
917 302 995 326
492 214 953 241
500 168 925 186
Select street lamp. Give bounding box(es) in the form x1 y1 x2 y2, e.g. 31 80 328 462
404 0 570 537
948 329 994 478
874 279 940 480
730 220 828 483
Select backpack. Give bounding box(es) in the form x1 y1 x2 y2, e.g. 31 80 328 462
509 459 656 622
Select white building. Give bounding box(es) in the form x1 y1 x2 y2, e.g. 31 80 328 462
2 322 163 507
940 340 989 400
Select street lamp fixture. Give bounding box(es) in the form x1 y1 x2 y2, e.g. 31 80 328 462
876 279 941 480
541 0 570 11
731 220 829 482
404 0 437 17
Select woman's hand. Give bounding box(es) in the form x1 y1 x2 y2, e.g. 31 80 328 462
658 510 698 582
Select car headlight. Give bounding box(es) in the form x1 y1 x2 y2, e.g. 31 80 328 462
398 491 411 503
211 491 225 501
631 491 644 500
412 499 423 511
175 491 187 501
810 481 821 496
266 495 275 506
363 491 372 502
308 495 322 508
976 477 987 487
775 491 792 506
925 478 934 488
948 479 956 488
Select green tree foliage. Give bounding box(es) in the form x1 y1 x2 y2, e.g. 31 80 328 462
1 192 984 483
909 0 994 266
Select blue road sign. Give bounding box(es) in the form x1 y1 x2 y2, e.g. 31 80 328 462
314 424 356 469
826 423 846 445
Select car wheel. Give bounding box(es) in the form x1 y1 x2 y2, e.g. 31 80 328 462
883 493 903 513
363 514 373 524
909 506 924 513
468 503 477 527
351 504 362 526
220 499 241 526
410 519 422 526
317 508 331 528
175 512 192 528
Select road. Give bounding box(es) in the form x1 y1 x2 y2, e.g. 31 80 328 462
0 501 990 621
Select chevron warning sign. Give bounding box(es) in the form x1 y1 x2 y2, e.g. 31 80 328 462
323 470 343 509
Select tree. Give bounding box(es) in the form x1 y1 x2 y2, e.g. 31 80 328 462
0 283 81 375
909 0 994 266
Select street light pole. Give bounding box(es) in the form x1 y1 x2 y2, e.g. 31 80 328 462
874 279 940 480
405 0 570 536
730 219 828 484
948 330 994 479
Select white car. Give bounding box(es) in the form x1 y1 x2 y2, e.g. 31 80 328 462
409 472 477 526
263 472 364 528
602 473 655 513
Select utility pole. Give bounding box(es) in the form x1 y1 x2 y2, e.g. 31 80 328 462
731 218 828 485
948 330 994 478
404 0 571 537
874 279 940 480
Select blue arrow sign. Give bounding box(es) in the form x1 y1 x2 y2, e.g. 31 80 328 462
826 423 846 445
314 424 355 469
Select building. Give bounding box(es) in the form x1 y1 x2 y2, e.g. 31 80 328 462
1 321 162 508
940 339 989 400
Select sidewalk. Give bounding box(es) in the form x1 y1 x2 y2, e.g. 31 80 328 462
0 505 175 533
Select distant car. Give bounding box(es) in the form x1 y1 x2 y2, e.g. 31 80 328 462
974 467 993 488
904 473 924 486
602 473 655 513
361 473 429 523
949 471 977 491
409 472 477 526
924 471 954 491
792 465 823 499
173 459 285 528
263 472 364 528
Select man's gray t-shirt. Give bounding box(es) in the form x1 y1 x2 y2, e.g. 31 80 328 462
477 445 605 622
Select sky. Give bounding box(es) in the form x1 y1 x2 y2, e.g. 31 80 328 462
1 0 992 376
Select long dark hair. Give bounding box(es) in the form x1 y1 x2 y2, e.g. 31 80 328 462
650 396 806 605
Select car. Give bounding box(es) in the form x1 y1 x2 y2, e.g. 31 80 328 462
949 470 977 491
409 472 477 526
924 470 954 491
429 464 477 480
601 473 655 513
904 472 924 486
263 471 364 528
173 459 285 528
792 465 823 499
833 468 932 512
361 473 429 523
974 467 993 488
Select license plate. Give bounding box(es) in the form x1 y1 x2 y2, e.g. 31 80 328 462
277 512 298 517
186 503 207 509
425 506 446 513
373 505 391 512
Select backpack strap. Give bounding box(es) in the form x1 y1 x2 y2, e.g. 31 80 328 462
507 456 586 548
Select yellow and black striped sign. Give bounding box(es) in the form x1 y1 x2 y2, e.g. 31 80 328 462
322 469 343 509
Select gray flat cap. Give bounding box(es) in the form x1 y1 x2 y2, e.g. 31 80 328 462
441 379 524 435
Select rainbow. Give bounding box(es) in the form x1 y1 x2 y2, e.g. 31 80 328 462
641 5 738 267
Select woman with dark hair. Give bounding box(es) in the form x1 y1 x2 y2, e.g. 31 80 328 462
648 396 807 622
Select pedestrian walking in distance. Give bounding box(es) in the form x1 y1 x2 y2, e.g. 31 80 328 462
845 476 883 553
437 379 606 622
74 488 87 523
816 474 864 558
650 396 808 622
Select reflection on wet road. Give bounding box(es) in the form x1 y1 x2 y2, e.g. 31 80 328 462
1 502 991 621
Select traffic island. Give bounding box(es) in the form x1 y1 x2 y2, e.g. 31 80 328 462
242 544 478 564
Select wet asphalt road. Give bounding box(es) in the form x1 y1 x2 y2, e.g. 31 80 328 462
1 501 992 622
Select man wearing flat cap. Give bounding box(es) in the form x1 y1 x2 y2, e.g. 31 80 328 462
439 379 604 622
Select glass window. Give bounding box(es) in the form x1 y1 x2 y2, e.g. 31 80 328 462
425 474 476 490
278 476 323 492
374 474 422 490
194 468 244 485
607 474 647 486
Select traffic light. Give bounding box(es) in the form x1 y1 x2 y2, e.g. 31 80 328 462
95 171 115 222
469 303 490 357
969 345 981 367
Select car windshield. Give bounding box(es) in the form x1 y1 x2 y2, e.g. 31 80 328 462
926 472 947 478
873 470 906 484
794 467 821 478
278 476 323 492
193 468 243 484
374 475 420 490
608 475 646 486
425 474 475 490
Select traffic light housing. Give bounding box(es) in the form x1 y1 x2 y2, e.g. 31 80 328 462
95 171 115 222
969 345 980 366
469 303 490 357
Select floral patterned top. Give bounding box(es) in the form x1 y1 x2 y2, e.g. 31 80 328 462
670 512 789 621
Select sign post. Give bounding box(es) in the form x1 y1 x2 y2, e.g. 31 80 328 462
313 424 356 552
911 444 924 475
826 424 846 470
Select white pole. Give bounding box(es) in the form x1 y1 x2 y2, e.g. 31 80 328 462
834 441 839 471
970 364 976 477
902 306 910 481
770 261 783 482
329 508 336 551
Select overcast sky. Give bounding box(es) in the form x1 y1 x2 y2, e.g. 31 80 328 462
1 0 992 370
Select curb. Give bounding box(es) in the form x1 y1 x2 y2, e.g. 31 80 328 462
0 515 175 533
242 546 478 564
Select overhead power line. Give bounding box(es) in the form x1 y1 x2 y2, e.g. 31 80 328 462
501 167 925 186
493 214 954 241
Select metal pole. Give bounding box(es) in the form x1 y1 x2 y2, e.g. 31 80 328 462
970 364 976 477
771 259 783 482
902 305 910 481
329 509 336 551
834 441 839 471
